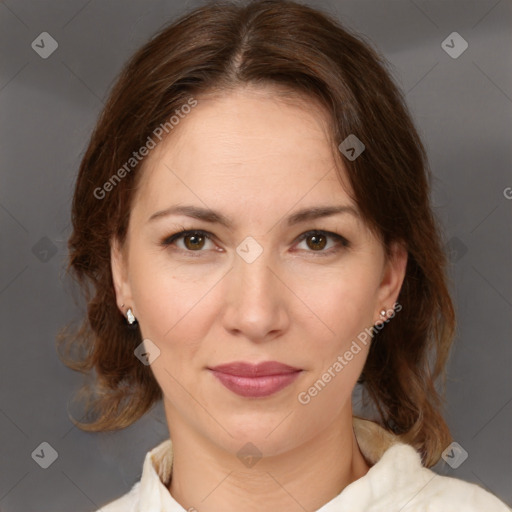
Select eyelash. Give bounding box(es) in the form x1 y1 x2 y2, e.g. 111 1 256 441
160 228 350 257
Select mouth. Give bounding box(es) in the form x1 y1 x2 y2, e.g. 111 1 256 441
207 361 303 398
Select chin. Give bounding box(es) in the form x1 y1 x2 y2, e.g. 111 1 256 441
208 411 306 455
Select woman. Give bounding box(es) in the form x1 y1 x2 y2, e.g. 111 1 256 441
58 1 510 510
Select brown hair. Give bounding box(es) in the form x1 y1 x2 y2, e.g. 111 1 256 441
58 0 455 467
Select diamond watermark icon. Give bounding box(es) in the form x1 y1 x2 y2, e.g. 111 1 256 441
31 32 59 59
441 32 468 59
134 339 161 365
237 442 262 468
441 441 468 469
338 134 365 161
445 236 468 263
236 236 263 264
32 236 58 262
32 441 58 469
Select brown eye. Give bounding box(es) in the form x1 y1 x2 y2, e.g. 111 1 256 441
161 229 215 253
306 233 327 251
295 230 350 255
183 233 206 250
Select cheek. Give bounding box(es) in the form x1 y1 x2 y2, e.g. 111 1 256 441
127 249 227 382
128 244 207 330
130 271 210 401
294 261 381 339
294 272 375 416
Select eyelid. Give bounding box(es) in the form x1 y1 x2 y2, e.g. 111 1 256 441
161 229 217 251
160 228 350 254
294 229 350 254
296 229 349 245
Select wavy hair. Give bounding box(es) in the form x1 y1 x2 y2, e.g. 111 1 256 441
58 0 456 467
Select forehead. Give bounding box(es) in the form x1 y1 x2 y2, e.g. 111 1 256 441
132 86 354 217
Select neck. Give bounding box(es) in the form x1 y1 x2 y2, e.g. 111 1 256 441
167 410 370 512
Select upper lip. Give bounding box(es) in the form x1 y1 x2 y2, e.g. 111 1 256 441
208 361 301 377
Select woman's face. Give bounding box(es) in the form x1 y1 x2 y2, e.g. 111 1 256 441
111 85 407 456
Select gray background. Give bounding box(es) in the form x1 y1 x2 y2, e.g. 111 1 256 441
0 0 511 510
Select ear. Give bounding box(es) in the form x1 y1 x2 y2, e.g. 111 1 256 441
375 241 408 319
110 236 134 314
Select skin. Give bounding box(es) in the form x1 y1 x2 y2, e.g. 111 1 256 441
111 85 408 512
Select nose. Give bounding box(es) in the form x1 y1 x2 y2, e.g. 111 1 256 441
221 248 290 343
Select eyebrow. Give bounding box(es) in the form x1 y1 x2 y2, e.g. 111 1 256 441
147 204 359 227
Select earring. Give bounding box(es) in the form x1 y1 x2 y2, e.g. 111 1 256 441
374 308 387 326
126 308 137 325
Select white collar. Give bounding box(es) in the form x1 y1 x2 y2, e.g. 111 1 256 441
136 417 417 511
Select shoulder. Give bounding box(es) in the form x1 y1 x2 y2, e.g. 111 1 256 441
92 438 172 511
404 470 510 512
414 472 511 511
368 443 510 511
93 481 141 512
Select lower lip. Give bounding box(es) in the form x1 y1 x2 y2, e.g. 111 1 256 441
209 370 302 398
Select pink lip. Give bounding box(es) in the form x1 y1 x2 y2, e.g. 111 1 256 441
208 361 302 398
